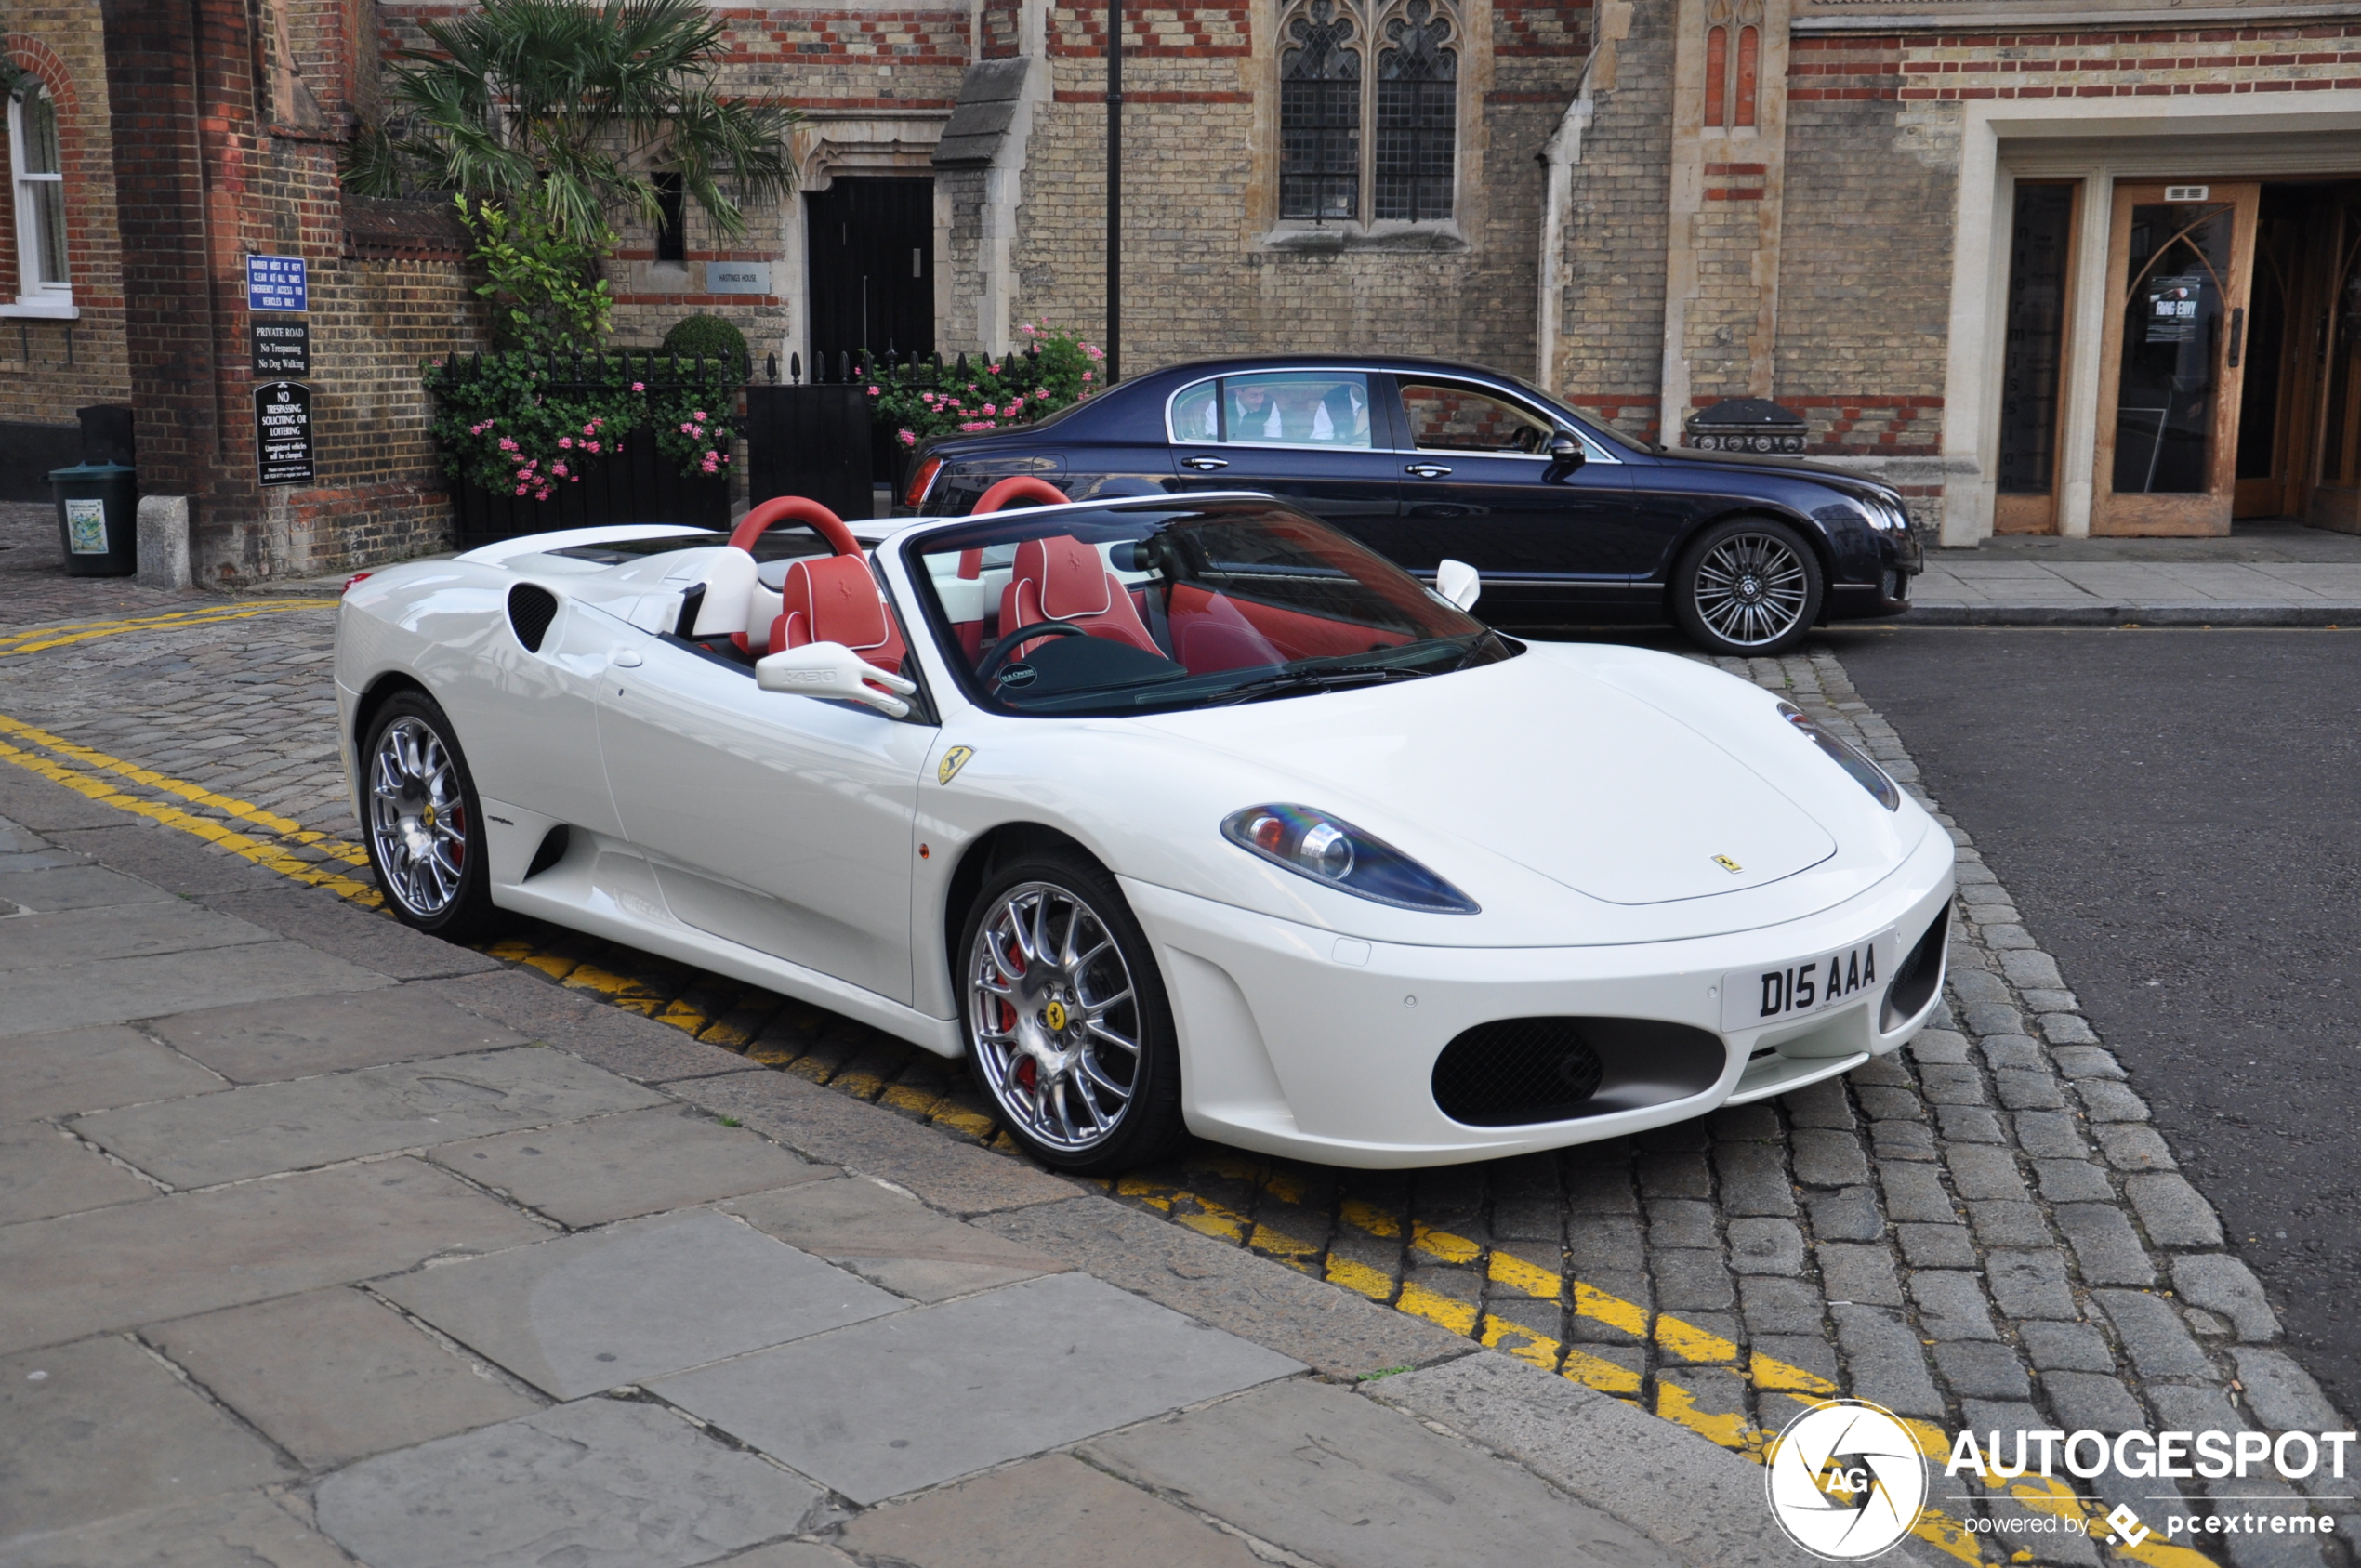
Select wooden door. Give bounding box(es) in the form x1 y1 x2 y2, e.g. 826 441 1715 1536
2091 182 2261 535
2305 194 2361 534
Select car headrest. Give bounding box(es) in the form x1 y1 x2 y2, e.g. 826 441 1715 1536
1013 534 1113 621
784 554 891 652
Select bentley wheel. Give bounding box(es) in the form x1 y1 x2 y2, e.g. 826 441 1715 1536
960 850 1184 1173
363 691 495 940
1672 517 1824 656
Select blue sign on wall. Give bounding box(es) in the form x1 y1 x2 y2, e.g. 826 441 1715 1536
245 255 308 313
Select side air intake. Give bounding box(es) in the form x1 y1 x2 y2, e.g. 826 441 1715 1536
508 584 559 652
1880 906 1950 1031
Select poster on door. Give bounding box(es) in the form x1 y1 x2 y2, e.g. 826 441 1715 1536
2145 273 2207 344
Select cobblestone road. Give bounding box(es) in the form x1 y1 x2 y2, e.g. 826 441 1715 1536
1 505 2347 1566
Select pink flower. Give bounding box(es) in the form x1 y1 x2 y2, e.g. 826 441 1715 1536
1086 345 1105 361
679 423 695 434
559 437 573 449
982 403 997 416
1082 371 1094 382
515 484 528 495
586 441 601 454
552 462 568 476
631 381 645 392
497 437 518 452
867 385 881 397
897 428 917 446
693 410 708 421
966 383 977 392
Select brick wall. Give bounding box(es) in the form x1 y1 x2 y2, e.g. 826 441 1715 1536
983 0 1584 379
1774 34 1950 462
1553 6 1673 441
2 16 134 429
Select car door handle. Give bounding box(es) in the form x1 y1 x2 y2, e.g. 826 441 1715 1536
1182 455 1229 470
1405 463 1453 479
613 650 644 668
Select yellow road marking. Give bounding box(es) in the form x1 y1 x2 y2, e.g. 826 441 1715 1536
0 600 338 657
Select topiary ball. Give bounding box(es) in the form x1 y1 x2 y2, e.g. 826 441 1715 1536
661 314 750 378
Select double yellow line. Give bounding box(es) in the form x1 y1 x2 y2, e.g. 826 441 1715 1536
0 600 337 658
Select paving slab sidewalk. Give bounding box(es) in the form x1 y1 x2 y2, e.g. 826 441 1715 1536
0 764 1918 1568
1911 525 2361 625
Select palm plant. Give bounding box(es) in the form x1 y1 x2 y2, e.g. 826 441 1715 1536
343 0 799 244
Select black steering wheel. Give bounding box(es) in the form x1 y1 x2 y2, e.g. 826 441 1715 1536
980 621 1086 680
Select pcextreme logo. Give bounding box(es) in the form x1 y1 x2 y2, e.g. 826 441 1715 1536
1765 1399 1930 1561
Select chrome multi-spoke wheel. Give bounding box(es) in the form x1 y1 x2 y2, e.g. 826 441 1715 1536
1675 519 1824 655
361 693 491 937
968 880 1142 1153
370 716 468 917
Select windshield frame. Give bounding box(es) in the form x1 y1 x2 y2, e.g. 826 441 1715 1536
891 495 1511 719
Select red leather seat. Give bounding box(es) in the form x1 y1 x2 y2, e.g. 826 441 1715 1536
996 535 1162 657
770 554 906 674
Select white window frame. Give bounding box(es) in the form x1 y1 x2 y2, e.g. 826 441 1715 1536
7 86 78 319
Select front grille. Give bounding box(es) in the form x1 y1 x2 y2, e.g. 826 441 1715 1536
1880 905 1950 1031
1431 1016 1726 1127
508 584 559 652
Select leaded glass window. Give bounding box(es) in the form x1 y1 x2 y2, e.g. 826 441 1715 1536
1280 0 1361 221
1275 0 1459 228
1375 0 1455 222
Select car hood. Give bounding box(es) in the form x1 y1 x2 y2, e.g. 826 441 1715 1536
1654 444 1892 494
1132 643 1840 907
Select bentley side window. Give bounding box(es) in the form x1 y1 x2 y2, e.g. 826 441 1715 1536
1220 372 1374 449
1398 380 1552 455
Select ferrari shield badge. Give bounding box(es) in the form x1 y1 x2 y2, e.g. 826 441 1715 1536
1043 999 1068 1032
1712 854 1743 874
938 745 975 785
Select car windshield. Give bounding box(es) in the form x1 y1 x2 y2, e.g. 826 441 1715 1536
903 499 1517 716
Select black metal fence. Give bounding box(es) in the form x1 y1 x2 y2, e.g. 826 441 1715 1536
433 343 1065 544
433 352 742 547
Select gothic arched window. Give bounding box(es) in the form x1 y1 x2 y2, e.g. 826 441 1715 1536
1280 0 1361 220
1704 0 1761 130
1277 0 1459 226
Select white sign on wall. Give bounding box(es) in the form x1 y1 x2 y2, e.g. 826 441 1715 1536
706 262 772 296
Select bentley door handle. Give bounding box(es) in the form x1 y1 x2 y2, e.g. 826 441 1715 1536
1405 463 1453 479
1182 455 1230 470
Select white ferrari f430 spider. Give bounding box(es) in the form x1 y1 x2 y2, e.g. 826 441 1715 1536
336 487 1953 1173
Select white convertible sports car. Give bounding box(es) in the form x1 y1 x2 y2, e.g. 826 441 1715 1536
336 486 1954 1173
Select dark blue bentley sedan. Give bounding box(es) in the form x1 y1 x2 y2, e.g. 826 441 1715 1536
902 355 1920 655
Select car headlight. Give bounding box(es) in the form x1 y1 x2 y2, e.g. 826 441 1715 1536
1776 702 1900 811
1855 493 1910 534
1221 804 1480 914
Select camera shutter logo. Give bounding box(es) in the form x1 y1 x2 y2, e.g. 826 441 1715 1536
1765 1399 1929 1561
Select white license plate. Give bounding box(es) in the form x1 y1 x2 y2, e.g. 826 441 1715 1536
1722 929 1898 1033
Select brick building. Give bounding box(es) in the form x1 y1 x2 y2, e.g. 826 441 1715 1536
508 0 2361 545
4 0 484 582
14 0 2361 573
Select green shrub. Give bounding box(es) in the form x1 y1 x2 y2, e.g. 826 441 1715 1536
455 195 613 354
424 352 742 499
662 314 750 378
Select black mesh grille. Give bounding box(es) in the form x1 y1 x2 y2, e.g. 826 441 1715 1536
1880 905 1950 1031
508 584 559 652
1431 1018 1604 1127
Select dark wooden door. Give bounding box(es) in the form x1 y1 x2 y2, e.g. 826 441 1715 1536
805 178 935 374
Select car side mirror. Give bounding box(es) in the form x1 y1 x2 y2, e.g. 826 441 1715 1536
1435 558 1483 613
1549 430 1587 468
756 641 917 718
